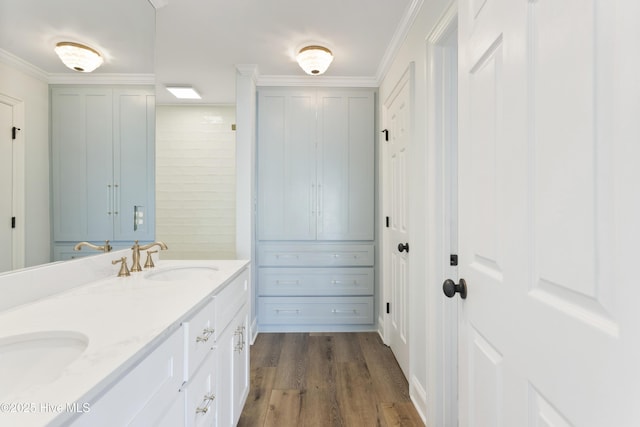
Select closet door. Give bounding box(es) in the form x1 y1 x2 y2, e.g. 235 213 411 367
112 89 155 241
317 90 374 240
257 89 317 240
52 88 113 241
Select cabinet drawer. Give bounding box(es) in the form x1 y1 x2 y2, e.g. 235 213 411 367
184 298 215 380
184 352 217 427
258 296 374 325
215 268 249 336
258 243 374 267
258 267 373 296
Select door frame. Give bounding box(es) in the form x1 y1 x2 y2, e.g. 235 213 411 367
0 93 25 270
424 3 459 427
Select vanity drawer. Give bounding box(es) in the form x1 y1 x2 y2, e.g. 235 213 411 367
184 351 217 427
214 267 249 336
183 298 215 380
258 243 374 267
258 267 374 296
258 296 374 325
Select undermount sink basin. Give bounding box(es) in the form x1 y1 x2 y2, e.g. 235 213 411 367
0 331 89 399
144 266 219 282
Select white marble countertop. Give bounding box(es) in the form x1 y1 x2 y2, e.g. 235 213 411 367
0 259 250 427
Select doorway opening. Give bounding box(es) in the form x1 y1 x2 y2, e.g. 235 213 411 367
0 93 25 273
425 4 458 427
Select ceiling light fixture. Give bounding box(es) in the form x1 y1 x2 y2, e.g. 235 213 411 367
54 42 103 73
166 86 202 99
296 45 333 75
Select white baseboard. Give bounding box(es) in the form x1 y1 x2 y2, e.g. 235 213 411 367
410 375 428 424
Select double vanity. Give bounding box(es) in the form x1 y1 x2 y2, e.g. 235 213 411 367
0 250 250 426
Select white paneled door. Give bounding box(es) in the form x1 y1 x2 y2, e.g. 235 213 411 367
0 101 12 273
384 67 412 378
456 0 640 425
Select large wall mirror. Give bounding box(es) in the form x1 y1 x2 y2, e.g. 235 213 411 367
0 0 238 274
0 0 156 273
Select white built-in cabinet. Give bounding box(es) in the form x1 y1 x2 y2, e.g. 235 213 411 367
51 86 155 260
258 88 374 241
68 267 250 427
256 88 376 330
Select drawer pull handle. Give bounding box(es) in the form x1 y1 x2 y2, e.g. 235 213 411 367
195 393 216 415
276 254 299 259
332 309 358 315
276 280 300 285
234 325 246 352
330 280 359 285
275 309 300 314
196 327 215 343
332 254 359 259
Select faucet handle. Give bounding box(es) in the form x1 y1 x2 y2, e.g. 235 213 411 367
144 250 158 269
112 257 131 277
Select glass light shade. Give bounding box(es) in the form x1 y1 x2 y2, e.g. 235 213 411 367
54 42 104 73
296 45 333 75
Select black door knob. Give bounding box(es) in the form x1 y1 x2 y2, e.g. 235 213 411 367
443 278 467 299
398 242 409 253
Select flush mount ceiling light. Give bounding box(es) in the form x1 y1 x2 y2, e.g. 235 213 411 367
296 45 333 75
166 86 202 99
54 42 104 73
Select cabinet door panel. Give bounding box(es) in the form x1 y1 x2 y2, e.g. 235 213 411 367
113 90 155 241
257 90 316 240
232 306 250 426
52 88 113 241
317 90 375 240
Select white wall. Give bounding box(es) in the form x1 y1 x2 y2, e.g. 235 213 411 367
0 59 51 267
378 0 455 422
155 105 237 260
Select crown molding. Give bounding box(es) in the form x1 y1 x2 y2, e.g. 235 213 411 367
257 75 378 88
0 49 49 82
236 64 259 82
48 73 156 85
375 0 424 84
148 0 169 10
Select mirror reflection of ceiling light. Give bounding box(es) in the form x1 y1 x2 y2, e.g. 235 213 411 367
166 86 202 99
54 42 104 73
296 45 333 75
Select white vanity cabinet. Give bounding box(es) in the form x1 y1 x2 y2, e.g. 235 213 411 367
215 268 250 427
67 265 250 427
256 87 376 331
181 267 250 427
51 86 155 260
182 297 217 426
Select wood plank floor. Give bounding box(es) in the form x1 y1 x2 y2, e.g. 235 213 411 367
238 332 425 427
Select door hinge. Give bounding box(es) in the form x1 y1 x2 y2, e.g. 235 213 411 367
385 216 390 228
450 254 458 266
381 129 389 141
386 302 390 314
12 126 20 140
11 217 16 229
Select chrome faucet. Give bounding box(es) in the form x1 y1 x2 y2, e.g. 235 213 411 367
74 240 112 252
131 240 168 272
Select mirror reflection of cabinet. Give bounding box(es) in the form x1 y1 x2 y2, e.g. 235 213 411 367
51 86 155 260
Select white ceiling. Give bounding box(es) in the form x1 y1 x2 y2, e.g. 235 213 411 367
0 0 414 105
